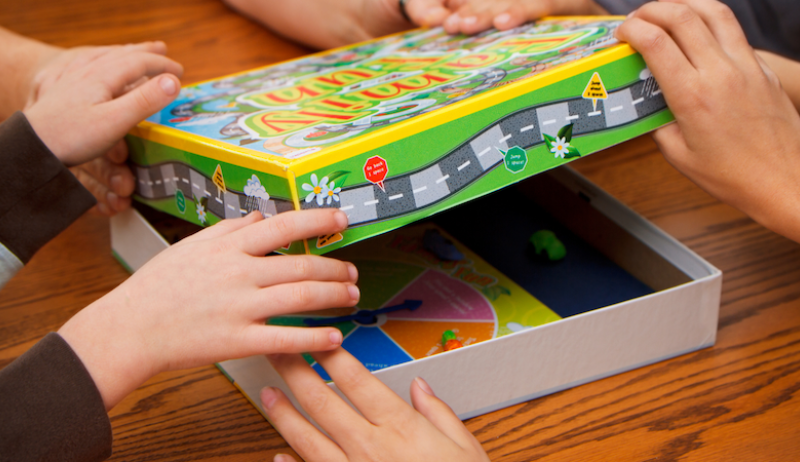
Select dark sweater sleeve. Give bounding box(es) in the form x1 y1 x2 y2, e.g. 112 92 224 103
0 333 112 462
595 0 800 60
0 111 96 266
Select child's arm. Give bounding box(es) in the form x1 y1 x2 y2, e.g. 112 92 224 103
616 0 800 243
0 42 182 289
222 0 457 49
0 210 358 460
59 209 358 410
262 348 491 462
0 28 172 216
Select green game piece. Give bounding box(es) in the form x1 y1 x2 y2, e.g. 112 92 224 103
529 230 566 261
500 146 528 173
442 330 457 344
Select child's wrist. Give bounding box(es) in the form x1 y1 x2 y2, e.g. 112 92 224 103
58 295 158 411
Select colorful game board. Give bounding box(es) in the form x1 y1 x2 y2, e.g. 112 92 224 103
128 17 673 255
267 224 560 380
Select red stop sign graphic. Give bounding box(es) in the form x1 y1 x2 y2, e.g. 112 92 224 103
364 156 388 191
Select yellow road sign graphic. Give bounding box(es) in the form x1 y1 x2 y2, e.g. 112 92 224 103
212 164 226 193
582 72 608 111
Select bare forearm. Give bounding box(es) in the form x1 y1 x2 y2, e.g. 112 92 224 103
757 50 800 113
0 27 60 120
223 0 376 49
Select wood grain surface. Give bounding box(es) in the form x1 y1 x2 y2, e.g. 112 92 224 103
2 1 799 460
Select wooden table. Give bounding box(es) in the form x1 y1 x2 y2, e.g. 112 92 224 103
2 1 799 460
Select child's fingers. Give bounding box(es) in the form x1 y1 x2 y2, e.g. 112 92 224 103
629 2 725 70
244 326 343 354
254 281 359 317
450 5 495 35
406 0 451 26
615 17 696 97
257 256 357 287
410 377 479 449
70 166 116 216
104 139 129 164
494 4 534 30
83 151 136 199
259 387 348 462
101 74 181 135
311 348 413 426
101 52 183 97
232 209 348 256
662 0 756 66
179 212 263 244
651 122 692 166
267 352 374 444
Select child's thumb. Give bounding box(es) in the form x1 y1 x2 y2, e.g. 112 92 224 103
105 74 181 132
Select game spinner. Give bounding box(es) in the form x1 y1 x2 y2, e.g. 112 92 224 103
264 224 561 381
128 17 673 254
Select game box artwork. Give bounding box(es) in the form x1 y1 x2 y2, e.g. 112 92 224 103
128 16 673 255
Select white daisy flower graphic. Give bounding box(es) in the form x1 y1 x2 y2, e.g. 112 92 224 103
550 136 570 159
324 181 341 205
197 202 207 224
302 173 330 206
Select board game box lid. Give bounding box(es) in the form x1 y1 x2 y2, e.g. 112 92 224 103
133 16 633 173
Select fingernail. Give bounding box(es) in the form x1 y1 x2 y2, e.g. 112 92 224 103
627 9 637 18
110 174 123 192
106 191 119 208
260 387 279 410
415 377 435 396
160 76 178 95
495 13 511 25
463 16 477 26
445 14 460 29
346 262 359 282
274 455 292 462
329 330 342 346
348 284 360 302
97 202 111 215
334 210 349 228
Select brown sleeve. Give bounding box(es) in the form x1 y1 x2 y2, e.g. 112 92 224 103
0 333 112 462
0 111 96 264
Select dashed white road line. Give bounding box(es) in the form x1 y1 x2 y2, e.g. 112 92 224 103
340 205 354 211
215 197 223 204
173 177 180 182
182 178 189 184
477 147 491 157
139 179 145 184
413 186 428 194
520 125 534 132
436 175 450 184
204 189 211 196
566 115 580 121
653 89 662 96
239 208 248 214
588 111 602 117
226 204 235 211
389 194 404 200
148 181 154 186
542 119 556 126
155 180 162 185
499 134 512 143
457 160 471 171
164 178 171 183
364 199 379 206
610 106 623 112
192 183 200 189
632 97 644 105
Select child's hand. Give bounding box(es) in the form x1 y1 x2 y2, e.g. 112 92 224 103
69 140 136 216
436 0 608 35
261 348 491 462
616 0 800 243
58 209 359 410
23 41 183 166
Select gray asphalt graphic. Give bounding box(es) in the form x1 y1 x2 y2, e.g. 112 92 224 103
302 77 667 227
134 77 666 226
